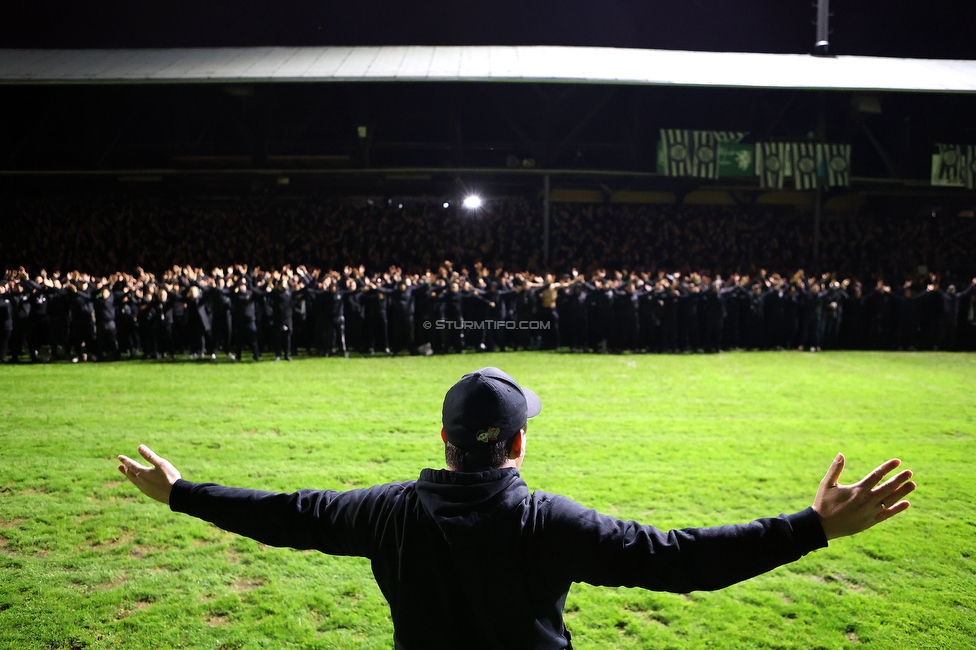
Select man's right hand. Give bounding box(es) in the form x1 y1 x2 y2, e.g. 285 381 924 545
117 445 181 505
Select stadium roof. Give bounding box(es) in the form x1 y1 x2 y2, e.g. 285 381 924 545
1 46 975 92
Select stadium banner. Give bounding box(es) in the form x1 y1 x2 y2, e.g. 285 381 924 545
823 143 852 187
755 142 791 189
931 144 966 186
792 143 820 190
661 129 692 176
690 130 719 179
717 143 753 177
657 134 752 178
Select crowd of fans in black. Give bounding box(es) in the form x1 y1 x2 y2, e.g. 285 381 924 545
2 262 974 363
2 197 975 362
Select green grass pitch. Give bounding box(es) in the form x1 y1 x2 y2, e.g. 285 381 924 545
1 352 974 649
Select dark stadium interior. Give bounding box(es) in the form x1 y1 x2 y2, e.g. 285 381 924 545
3 1 976 362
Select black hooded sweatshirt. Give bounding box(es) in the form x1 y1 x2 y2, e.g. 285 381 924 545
170 468 827 649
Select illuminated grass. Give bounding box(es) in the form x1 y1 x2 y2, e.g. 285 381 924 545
1 352 974 649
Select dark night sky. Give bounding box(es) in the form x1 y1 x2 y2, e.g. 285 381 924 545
3 0 976 59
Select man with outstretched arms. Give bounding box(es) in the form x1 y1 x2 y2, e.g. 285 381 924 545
118 367 915 650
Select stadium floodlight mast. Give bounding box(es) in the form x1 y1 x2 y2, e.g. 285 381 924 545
814 0 831 56
462 195 482 210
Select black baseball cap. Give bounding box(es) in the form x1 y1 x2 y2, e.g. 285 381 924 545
442 367 542 451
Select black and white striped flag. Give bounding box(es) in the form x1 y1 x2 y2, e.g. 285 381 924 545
823 143 851 187
691 130 719 179
932 144 966 186
792 143 820 190
661 129 691 176
755 142 791 189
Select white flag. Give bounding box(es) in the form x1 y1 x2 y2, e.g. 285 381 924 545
690 130 718 179
823 143 851 187
755 142 792 189
932 144 966 186
792 143 820 190
661 129 691 177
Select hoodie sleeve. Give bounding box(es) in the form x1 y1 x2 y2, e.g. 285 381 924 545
543 495 827 593
169 478 408 558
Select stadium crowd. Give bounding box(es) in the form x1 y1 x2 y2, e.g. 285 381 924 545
2 198 975 361
2 262 974 363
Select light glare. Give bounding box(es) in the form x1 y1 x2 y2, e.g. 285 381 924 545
462 195 482 210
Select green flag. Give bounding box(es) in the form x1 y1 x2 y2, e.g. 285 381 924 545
718 143 754 178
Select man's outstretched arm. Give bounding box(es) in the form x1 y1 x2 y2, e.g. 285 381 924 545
552 454 916 593
117 444 393 556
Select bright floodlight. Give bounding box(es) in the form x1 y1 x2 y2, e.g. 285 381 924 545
462 195 482 210
442 201 450 209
